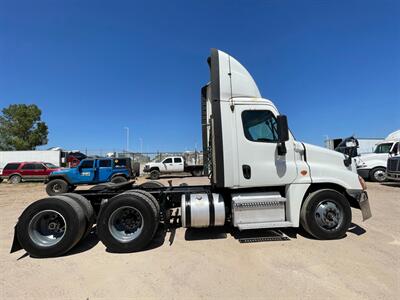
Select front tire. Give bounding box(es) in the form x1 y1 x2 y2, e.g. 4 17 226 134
46 179 69 196
149 170 160 180
97 193 158 252
300 189 351 240
369 167 387 182
9 175 22 184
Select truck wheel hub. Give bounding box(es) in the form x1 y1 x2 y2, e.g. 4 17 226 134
315 201 342 230
28 210 66 247
108 206 144 242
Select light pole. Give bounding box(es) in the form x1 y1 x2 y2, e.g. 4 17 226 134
124 127 129 153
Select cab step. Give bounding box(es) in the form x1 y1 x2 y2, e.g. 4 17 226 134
238 230 290 243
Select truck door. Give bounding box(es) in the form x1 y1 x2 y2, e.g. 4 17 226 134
98 159 112 182
162 157 173 172
172 157 184 172
235 106 297 187
76 159 95 183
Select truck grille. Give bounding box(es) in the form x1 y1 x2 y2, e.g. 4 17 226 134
387 157 400 173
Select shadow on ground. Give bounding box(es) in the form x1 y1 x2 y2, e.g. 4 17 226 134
18 216 367 259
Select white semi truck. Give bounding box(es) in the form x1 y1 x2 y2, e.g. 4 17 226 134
11 49 371 258
355 130 400 182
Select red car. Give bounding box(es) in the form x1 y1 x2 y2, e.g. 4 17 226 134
0 162 61 184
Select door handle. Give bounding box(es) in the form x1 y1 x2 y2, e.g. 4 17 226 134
242 165 251 179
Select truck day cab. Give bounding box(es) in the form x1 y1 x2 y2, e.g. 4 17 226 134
143 156 203 179
11 49 371 258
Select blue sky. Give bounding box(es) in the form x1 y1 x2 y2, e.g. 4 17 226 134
0 0 399 153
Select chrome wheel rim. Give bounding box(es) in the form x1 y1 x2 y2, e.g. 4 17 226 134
374 169 386 182
28 210 66 247
108 206 144 243
315 201 343 231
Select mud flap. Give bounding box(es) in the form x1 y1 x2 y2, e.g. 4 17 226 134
10 225 22 253
358 192 372 221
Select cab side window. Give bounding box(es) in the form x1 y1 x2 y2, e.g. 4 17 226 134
99 160 111 167
174 158 182 163
80 160 94 168
163 158 172 164
21 164 35 170
242 110 278 143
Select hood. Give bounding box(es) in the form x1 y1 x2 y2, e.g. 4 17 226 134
303 143 360 189
304 143 354 170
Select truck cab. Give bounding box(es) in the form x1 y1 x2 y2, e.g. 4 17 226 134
46 158 132 195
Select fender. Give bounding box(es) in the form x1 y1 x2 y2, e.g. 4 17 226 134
110 172 129 180
46 174 71 185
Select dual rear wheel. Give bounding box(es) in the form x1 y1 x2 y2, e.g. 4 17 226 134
96 190 160 252
15 194 94 257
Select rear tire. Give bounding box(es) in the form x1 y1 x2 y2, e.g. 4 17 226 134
111 176 128 184
97 193 158 252
124 190 160 237
60 193 95 239
369 167 387 182
191 169 203 177
139 181 164 189
9 175 22 184
46 179 69 196
150 170 160 180
300 189 351 240
16 196 86 257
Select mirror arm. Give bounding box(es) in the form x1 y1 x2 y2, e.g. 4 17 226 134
277 142 287 156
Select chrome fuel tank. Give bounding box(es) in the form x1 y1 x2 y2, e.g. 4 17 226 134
181 193 225 228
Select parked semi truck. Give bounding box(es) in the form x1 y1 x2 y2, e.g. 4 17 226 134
386 154 400 181
10 49 371 258
143 156 203 179
355 130 400 182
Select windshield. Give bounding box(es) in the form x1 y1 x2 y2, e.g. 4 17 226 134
44 163 58 169
374 143 393 154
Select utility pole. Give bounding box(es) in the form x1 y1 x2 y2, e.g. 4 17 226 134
139 138 143 153
124 127 129 153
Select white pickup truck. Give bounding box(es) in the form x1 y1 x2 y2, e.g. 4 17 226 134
143 156 203 179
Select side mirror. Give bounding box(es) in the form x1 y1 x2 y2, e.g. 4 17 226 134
277 115 289 142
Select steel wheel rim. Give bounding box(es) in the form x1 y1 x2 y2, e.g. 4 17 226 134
374 169 386 182
314 200 343 231
28 210 67 247
108 206 144 243
52 183 61 193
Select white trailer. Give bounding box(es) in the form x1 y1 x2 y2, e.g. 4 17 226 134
0 150 63 172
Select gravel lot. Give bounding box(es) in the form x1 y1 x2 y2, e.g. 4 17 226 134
0 177 399 299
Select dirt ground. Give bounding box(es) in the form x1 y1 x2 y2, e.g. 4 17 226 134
0 177 399 299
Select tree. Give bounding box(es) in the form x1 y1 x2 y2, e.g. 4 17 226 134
0 104 48 150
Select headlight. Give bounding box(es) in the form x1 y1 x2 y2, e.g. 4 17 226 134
358 175 367 190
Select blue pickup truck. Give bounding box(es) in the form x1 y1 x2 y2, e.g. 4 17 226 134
45 158 133 195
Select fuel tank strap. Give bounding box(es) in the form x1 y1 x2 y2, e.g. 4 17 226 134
185 193 191 227
207 192 215 227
